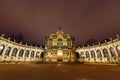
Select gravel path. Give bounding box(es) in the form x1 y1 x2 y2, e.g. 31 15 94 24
0 64 120 80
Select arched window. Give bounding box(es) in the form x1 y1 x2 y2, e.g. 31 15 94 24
49 39 53 47
63 33 68 39
0 45 4 55
116 45 120 56
5 47 11 56
67 39 71 47
36 51 40 58
19 49 24 57
25 50 29 58
109 47 116 57
91 51 95 58
40 52 44 58
96 50 102 58
31 51 35 57
80 52 85 58
85 51 90 58
57 38 63 47
76 52 80 58
11 48 17 57
103 49 109 57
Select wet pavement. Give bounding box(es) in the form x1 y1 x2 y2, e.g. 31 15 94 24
0 63 120 80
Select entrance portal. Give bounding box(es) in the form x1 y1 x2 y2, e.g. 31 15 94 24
57 55 63 62
57 50 63 62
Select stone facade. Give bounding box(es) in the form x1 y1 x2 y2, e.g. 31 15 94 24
0 34 44 63
76 35 120 63
44 27 76 62
0 28 120 64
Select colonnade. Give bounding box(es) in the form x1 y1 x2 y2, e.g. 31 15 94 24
76 35 120 63
0 34 44 63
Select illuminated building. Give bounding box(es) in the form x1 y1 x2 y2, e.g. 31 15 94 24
0 27 120 64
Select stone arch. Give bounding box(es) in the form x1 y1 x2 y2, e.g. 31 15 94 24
31 51 35 57
109 47 116 57
85 51 90 58
90 50 95 58
11 48 18 57
80 52 85 58
5 46 11 56
57 38 63 47
103 49 109 57
40 52 44 58
96 50 102 58
116 45 120 56
36 51 40 58
0 45 5 55
25 50 29 58
18 49 24 57
76 52 80 58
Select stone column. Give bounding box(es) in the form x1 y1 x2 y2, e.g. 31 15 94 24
112 45 118 57
106 47 112 63
15 49 20 61
16 49 20 57
34 51 37 58
83 50 86 62
28 50 32 61
9 48 14 57
23 49 27 61
21 50 25 62
100 48 104 63
94 49 97 62
22 50 26 58
112 44 119 62
88 49 92 63
29 51 31 58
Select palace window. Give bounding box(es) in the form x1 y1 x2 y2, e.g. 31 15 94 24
25 50 29 58
57 38 63 47
19 49 24 57
91 51 95 58
36 52 40 58
80 52 85 58
0 45 4 55
116 45 120 56
11 48 17 57
40 52 44 58
5 47 11 56
85 51 90 58
103 49 109 57
109 47 116 57
76 52 80 58
96 50 102 58
67 39 71 47
31 51 35 57
49 39 53 47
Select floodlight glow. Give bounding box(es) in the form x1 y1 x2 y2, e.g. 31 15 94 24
117 46 120 50
57 50 62 56
0 46 3 50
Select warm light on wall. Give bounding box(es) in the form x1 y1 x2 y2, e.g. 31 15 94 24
117 46 120 50
57 50 62 56
0 46 3 50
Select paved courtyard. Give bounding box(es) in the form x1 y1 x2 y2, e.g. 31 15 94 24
0 63 120 80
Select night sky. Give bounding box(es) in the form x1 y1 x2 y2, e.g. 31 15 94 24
0 0 120 45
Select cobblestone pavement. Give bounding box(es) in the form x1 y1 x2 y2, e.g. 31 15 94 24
0 64 120 80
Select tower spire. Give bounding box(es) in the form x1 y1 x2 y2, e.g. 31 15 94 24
58 25 61 31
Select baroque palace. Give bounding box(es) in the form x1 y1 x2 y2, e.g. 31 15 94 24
0 27 120 64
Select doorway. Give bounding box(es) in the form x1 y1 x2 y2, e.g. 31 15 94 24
57 50 63 62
